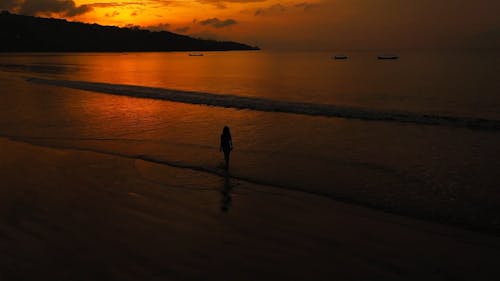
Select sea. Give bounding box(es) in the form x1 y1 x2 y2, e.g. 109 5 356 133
1 50 499 232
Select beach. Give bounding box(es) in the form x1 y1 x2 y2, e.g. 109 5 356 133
1 137 500 280
1 51 500 280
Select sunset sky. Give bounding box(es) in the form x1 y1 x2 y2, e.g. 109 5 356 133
1 0 499 50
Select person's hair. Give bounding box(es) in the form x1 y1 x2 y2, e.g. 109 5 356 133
223 126 231 138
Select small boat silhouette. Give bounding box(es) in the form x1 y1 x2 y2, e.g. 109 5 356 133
377 55 399 60
189 53 204 56
333 54 349 60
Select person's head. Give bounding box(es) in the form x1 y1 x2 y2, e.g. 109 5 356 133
223 126 230 136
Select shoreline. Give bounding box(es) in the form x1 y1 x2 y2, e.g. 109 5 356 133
1 137 500 279
4 132 500 236
0 49 261 54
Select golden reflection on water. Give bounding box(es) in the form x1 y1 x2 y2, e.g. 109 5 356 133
38 52 331 102
56 81 257 141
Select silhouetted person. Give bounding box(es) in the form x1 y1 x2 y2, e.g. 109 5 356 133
220 126 233 170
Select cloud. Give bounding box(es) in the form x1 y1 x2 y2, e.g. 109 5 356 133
88 2 146 8
294 2 320 11
196 0 267 9
199 17 237 28
0 0 22 11
105 11 120 18
249 2 320 16
0 0 150 17
85 2 123 8
254 3 286 16
199 1 227 9
1 0 92 17
124 23 141 29
174 26 190 33
64 4 92 17
145 22 171 32
148 0 175 8
198 0 265 4
198 0 265 2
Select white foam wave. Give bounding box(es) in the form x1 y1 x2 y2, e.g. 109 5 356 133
27 77 500 130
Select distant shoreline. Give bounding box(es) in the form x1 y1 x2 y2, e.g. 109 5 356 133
0 11 259 52
0 49 260 53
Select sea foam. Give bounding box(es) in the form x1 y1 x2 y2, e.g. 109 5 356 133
27 77 500 130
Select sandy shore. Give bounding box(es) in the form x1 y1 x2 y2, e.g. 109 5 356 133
1 137 500 280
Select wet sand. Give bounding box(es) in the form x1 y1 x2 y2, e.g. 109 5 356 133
1 137 500 280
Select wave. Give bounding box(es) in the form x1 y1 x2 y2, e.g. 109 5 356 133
27 77 500 130
3 134 311 195
4 134 500 234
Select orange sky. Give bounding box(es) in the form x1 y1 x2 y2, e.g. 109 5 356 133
2 0 499 50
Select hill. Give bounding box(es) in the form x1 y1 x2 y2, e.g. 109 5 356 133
0 11 259 52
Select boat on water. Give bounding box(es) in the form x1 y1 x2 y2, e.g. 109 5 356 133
188 53 204 57
377 55 399 60
333 54 349 60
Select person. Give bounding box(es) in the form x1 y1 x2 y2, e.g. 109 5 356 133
220 126 233 170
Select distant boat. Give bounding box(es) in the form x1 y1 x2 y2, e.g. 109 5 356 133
189 53 204 57
333 54 349 60
377 55 399 60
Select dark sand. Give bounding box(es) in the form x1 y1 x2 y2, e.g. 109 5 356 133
1 137 500 280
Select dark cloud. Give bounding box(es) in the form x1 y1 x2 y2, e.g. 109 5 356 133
174 26 190 33
0 1 149 17
88 2 145 8
198 0 265 4
199 17 237 28
145 22 171 32
0 0 21 11
255 3 285 16
124 23 141 29
197 0 266 9
294 2 319 11
20 0 91 16
198 0 265 2
105 11 120 18
85 3 123 8
1 0 91 17
250 2 320 16
149 0 175 8
64 4 92 17
199 1 227 9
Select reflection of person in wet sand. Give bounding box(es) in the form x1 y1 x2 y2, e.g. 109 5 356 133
221 176 232 212
220 126 233 170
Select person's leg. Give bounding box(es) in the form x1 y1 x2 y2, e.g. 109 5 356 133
224 150 230 170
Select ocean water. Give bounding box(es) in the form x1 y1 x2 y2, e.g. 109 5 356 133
1 51 499 231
